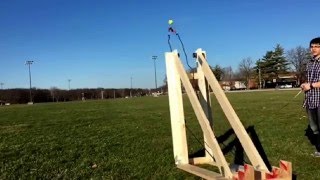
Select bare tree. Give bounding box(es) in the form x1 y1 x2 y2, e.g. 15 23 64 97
221 66 233 81
238 57 254 89
219 66 233 89
286 46 310 85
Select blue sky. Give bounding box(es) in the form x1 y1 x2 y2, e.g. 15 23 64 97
0 0 318 89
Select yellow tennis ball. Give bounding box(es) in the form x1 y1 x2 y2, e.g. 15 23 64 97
168 19 174 25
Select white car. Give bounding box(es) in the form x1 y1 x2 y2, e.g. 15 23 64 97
280 84 293 88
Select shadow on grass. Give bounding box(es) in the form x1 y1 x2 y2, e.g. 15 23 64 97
189 126 297 179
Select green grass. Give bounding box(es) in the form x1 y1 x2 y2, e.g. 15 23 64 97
0 90 319 179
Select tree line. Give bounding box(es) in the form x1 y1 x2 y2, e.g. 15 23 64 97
0 88 151 104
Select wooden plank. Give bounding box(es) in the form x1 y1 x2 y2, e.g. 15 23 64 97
196 49 214 160
243 164 254 180
190 157 217 165
165 52 189 165
266 166 281 179
234 164 254 180
279 160 292 180
177 164 230 180
264 161 292 180
196 50 269 172
173 54 233 178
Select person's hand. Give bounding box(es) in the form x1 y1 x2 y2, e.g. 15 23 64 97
301 83 311 92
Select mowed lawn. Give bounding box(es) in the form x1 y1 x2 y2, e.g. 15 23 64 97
1 90 320 179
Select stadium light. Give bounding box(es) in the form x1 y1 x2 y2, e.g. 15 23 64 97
130 76 133 97
152 56 158 90
25 60 34 103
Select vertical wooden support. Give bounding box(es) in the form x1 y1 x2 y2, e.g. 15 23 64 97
196 49 214 160
165 51 189 165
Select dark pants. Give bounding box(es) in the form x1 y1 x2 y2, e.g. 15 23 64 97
307 107 320 151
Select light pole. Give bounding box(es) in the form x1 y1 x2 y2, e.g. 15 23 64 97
68 79 71 90
130 76 133 97
25 60 34 103
152 55 158 90
257 60 262 89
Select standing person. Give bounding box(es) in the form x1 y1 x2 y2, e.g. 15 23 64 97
301 37 320 157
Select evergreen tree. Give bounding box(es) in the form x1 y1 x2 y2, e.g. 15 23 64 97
259 44 289 82
273 44 290 74
211 65 224 81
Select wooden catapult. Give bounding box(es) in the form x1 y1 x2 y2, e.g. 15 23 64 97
165 49 292 180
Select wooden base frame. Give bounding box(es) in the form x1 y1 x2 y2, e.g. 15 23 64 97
165 49 292 180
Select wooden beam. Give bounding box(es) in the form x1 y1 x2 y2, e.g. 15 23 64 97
264 161 292 180
189 157 217 165
234 164 254 180
165 52 189 165
196 49 214 160
279 160 292 180
196 50 269 172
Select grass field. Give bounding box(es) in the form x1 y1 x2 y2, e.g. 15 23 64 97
1 89 320 179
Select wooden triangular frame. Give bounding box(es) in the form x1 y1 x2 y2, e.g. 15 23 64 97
165 49 292 180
